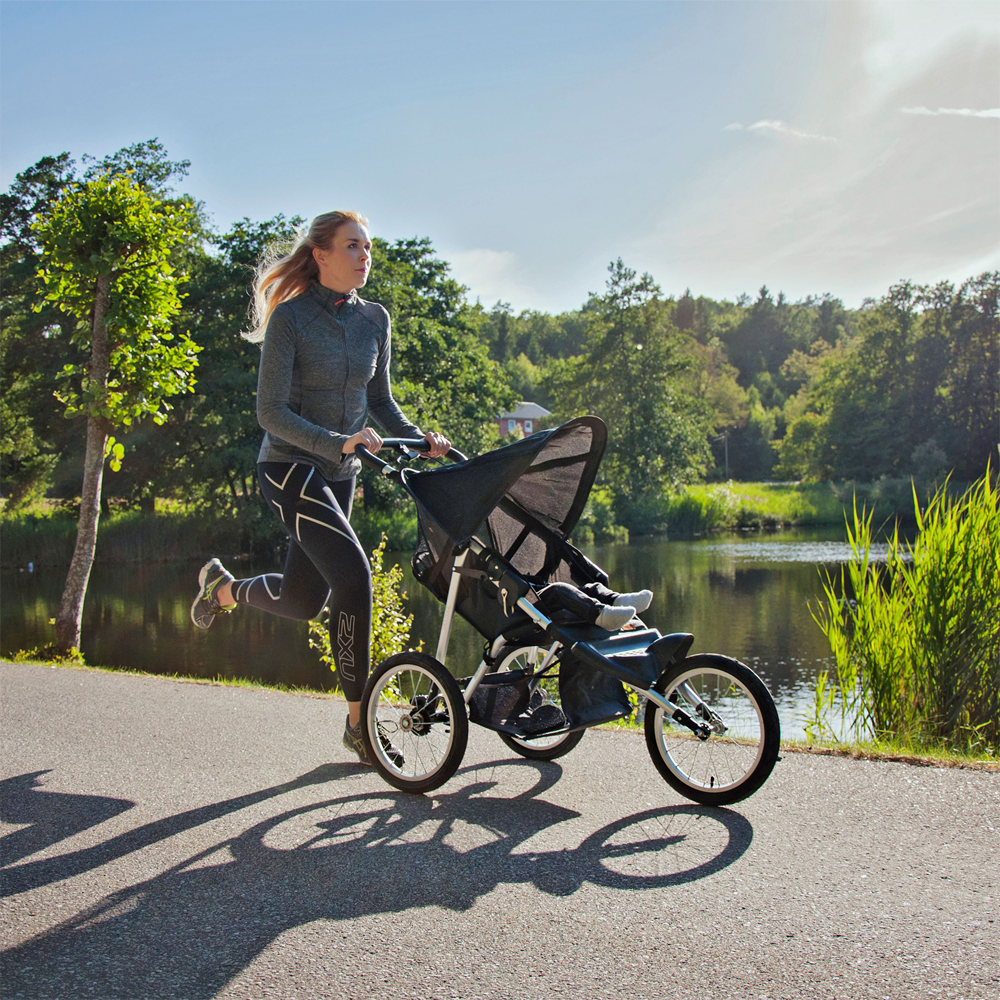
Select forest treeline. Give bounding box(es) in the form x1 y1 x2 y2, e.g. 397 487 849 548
2 141 998 534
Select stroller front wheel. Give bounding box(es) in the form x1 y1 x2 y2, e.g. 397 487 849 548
362 652 468 794
645 654 780 805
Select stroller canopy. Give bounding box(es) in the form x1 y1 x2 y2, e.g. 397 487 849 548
405 416 607 547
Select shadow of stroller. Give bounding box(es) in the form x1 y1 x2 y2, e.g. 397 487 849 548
2 758 752 1000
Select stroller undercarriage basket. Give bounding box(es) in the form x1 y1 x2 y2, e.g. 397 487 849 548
464 669 572 737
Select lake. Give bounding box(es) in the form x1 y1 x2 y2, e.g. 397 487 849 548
1 528 862 739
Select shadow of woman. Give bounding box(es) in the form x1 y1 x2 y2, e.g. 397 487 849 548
2 758 752 1000
0 771 134 868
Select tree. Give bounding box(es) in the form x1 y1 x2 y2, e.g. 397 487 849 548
547 260 712 528
34 172 201 651
363 236 515 456
0 154 82 507
935 274 999 479
104 215 302 514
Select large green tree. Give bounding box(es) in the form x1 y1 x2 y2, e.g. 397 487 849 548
776 275 999 482
547 260 712 527
1 154 83 508
363 236 515 457
35 172 201 651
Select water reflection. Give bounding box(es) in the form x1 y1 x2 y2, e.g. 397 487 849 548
2 529 852 738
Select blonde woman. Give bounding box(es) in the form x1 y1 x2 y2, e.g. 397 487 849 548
190 211 450 764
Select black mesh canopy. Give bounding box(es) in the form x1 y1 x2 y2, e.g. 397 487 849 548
404 416 606 546
407 417 608 642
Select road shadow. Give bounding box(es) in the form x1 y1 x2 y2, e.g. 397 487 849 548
2 758 752 1000
1 763 347 898
0 771 133 867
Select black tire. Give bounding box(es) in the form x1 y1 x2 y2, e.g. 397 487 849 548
498 728 585 761
645 654 780 806
361 652 468 794
491 645 585 761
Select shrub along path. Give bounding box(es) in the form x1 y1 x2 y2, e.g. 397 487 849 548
2 662 997 1000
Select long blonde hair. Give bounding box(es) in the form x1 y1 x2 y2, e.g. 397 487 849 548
243 210 370 342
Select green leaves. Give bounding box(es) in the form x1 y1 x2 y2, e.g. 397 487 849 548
104 436 125 472
365 236 516 456
32 172 201 450
547 259 712 530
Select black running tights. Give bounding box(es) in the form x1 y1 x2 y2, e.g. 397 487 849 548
231 462 370 701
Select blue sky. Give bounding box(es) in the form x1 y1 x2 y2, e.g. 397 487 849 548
2 0 997 312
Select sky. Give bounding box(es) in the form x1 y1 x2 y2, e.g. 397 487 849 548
2 0 998 313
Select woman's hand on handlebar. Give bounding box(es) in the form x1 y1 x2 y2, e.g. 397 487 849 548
422 431 451 458
344 427 383 456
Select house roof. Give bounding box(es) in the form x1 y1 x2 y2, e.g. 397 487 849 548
499 401 552 420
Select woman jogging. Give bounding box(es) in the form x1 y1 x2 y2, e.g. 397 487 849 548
190 210 449 764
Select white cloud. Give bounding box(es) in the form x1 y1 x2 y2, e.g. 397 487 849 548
642 20 1000 307
900 105 1000 118
724 119 837 142
445 248 541 310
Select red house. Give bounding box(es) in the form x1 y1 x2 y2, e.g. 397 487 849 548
497 401 552 438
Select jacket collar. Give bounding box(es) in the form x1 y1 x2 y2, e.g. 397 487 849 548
309 281 358 314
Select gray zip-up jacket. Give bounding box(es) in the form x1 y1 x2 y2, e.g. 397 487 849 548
256 281 423 481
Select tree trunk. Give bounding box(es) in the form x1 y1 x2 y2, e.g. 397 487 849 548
55 275 111 654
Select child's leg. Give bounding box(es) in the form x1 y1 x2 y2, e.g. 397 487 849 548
538 582 636 630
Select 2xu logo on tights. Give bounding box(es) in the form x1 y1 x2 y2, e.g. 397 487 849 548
337 612 356 681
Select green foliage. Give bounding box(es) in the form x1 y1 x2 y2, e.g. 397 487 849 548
10 645 86 665
810 474 1000 754
364 237 516 457
476 301 590 366
1 153 86 505
781 277 999 482
126 215 302 510
573 485 629 544
308 535 421 688
33 172 201 429
6 142 995 534
546 260 712 530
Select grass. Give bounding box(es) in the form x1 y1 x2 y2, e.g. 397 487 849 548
777 736 998 771
810 473 999 755
4 655 345 700
662 478 962 536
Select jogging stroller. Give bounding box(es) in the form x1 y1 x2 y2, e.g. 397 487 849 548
355 416 780 804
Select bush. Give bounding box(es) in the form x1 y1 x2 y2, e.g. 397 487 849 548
662 483 749 535
574 486 628 543
809 473 1000 754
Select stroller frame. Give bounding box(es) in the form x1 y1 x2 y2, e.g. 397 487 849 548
354 420 781 804
438 542 698 730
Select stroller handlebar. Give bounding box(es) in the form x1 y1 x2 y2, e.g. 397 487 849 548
353 438 468 475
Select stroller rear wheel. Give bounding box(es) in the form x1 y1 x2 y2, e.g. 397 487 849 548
362 652 468 794
493 645 585 761
645 654 780 805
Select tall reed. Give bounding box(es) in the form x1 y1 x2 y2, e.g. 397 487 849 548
810 471 1000 753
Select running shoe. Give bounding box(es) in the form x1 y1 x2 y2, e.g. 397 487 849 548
613 589 653 614
343 718 404 768
190 558 236 629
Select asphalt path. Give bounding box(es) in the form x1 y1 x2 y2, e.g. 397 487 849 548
1 661 997 1000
